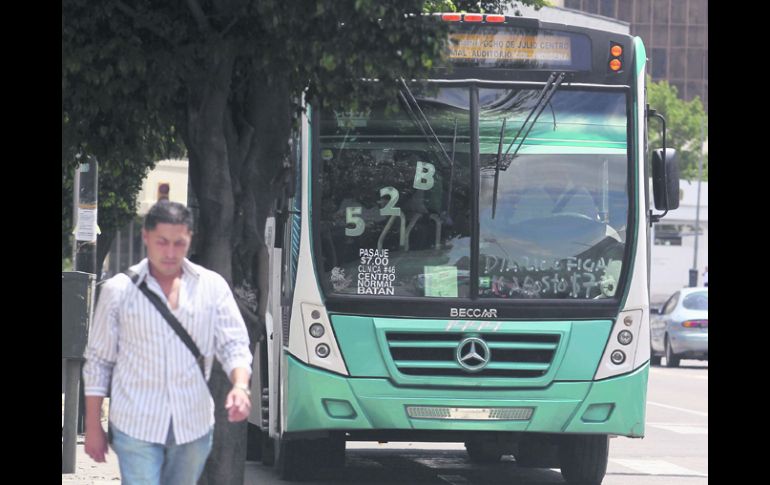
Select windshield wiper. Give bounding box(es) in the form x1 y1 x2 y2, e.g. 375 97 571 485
445 118 457 219
503 72 566 162
492 118 506 218
490 72 566 219
398 78 454 168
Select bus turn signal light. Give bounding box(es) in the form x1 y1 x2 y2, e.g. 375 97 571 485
609 59 622 71
611 45 623 57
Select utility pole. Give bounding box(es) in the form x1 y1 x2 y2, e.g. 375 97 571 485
690 116 704 287
72 157 98 435
75 157 99 275
690 56 707 288
64 157 99 472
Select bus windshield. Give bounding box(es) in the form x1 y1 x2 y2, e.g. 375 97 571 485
317 84 629 301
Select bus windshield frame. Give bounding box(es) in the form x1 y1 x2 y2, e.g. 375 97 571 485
312 79 636 319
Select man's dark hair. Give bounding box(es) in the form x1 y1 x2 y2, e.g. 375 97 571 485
144 200 194 231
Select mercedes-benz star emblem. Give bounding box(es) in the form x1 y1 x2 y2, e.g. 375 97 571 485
456 337 491 372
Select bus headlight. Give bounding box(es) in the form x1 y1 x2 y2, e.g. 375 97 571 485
296 303 349 375
309 323 325 338
617 330 633 345
316 344 330 358
594 309 645 380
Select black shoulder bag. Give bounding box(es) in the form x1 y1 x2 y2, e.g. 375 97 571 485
124 270 206 378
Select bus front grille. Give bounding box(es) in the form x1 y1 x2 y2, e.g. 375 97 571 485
385 332 560 379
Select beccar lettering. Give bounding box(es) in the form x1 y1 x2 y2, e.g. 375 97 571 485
449 308 498 318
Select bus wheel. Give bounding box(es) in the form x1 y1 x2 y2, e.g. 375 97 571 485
664 337 680 367
276 438 313 481
245 422 262 462
558 434 609 485
327 433 346 467
261 432 275 466
650 348 661 366
464 439 503 463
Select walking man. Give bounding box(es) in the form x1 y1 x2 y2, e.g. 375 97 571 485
83 200 253 484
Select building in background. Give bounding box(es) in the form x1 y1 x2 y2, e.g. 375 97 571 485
104 8 708 297
511 2 708 303
650 179 707 304
513 1 630 33
104 159 189 276
556 0 708 112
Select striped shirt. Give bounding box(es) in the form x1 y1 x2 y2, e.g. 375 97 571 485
83 258 252 445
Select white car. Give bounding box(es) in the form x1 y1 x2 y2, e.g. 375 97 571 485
650 287 708 367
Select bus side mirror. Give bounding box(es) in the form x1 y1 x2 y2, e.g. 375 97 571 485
652 148 679 211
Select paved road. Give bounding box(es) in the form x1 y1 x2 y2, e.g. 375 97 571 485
62 360 707 484
244 360 708 484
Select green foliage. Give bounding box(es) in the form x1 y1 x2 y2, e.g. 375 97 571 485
62 1 545 258
647 76 708 181
61 0 559 481
63 0 185 262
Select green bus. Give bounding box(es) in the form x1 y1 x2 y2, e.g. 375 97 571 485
249 12 679 484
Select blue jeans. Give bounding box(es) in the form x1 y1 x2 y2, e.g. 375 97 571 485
109 422 213 485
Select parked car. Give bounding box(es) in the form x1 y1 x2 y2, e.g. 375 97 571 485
650 287 708 367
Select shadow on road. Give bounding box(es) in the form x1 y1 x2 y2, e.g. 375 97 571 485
248 449 568 484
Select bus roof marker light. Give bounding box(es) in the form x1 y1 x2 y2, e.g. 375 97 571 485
485 14 505 23
463 13 483 22
442 13 461 22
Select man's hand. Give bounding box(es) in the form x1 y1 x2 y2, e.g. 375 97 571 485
84 424 109 463
225 387 251 422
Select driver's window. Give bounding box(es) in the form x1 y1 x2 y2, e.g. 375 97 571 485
557 185 599 220
663 292 680 314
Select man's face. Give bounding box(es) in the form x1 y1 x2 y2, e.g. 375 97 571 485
142 223 192 278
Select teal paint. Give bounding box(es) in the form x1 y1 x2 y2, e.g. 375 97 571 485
333 316 612 383
284 354 648 437
635 37 647 77
331 315 389 377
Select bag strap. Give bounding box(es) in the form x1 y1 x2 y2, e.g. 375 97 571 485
124 270 205 377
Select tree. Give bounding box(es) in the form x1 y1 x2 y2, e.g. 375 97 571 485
62 1 542 483
647 76 708 180
62 5 183 274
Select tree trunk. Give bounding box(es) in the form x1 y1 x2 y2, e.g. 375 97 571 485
184 46 292 485
182 44 246 485
96 230 116 281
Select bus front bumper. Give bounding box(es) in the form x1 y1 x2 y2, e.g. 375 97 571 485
284 355 648 437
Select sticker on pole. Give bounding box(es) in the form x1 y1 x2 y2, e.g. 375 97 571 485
74 207 99 242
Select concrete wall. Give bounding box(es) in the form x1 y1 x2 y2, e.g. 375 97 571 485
649 179 708 305
136 159 189 216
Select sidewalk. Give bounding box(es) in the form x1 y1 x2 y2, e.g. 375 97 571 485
62 395 122 484
62 438 122 484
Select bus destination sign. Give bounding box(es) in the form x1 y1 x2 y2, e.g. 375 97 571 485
449 32 572 62
446 27 591 70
